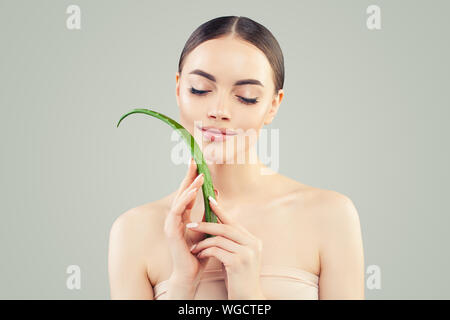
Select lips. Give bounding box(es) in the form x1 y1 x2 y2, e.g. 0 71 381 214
196 125 237 142
198 125 237 136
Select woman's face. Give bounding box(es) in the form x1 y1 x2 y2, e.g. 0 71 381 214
175 36 283 164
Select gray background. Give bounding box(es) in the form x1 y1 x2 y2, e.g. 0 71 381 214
0 0 449 299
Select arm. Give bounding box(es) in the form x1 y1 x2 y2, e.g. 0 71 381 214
317 192 365 299
108 209 154 300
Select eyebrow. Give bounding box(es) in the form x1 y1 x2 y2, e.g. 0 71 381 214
188 69 264 87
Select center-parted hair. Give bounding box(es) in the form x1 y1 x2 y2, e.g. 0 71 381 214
178 16 285 95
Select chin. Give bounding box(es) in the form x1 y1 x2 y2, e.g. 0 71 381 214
201 146 237 165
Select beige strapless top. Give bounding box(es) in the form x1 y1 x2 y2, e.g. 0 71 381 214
153 265 319 300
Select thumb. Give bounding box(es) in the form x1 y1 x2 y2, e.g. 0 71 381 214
212 188 222 224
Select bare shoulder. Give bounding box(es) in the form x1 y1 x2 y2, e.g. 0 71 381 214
270 173 359 222
307 188 365 296
109 193 174 285
303 187 362 254
282 176 360 232
109 203 163 247
310 188 360 224
110 197 169 242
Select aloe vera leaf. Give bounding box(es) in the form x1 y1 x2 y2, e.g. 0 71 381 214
117 108 217 238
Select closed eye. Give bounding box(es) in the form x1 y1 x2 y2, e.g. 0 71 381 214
190 87 210 95
189 87 258 105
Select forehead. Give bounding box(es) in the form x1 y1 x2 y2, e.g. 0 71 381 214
183 37 273 87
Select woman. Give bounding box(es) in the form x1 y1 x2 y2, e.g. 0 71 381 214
108 16 365 300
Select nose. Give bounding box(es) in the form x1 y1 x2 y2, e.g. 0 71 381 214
207 108 230 121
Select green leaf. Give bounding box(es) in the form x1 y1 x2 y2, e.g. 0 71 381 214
117 108 217 238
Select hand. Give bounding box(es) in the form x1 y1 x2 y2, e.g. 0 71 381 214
163 157 210 296
187 196 266 300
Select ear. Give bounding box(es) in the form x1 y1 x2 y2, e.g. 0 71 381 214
175 72 181 106
263 89 284 125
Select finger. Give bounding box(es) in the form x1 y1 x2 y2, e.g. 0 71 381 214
184 202 208 245
185 174 204 210
212 189 223 223
174 170 204 221
207 196 235 226
184 189 208 237
181 175 204 223
196 247 234 267
208 196 254 236
186 222 250 245
174 157 198 201
202 209 207 222
165 190 196 237
190 235 241 254
170 185 199 218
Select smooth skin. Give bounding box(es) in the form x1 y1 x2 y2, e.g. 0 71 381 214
108 35 365 299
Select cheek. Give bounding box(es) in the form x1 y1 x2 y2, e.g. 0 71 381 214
234 106 268 132
178 90 203 126
179 88 194 110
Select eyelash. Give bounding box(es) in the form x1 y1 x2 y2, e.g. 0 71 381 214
189 87 258 105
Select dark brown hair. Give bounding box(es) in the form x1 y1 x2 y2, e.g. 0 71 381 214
178 16 285 95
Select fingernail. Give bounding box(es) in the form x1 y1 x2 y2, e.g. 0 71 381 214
189 188 198 195
190 243 197 251
208 196 218 206
186 222 198 228
194 173 203 183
